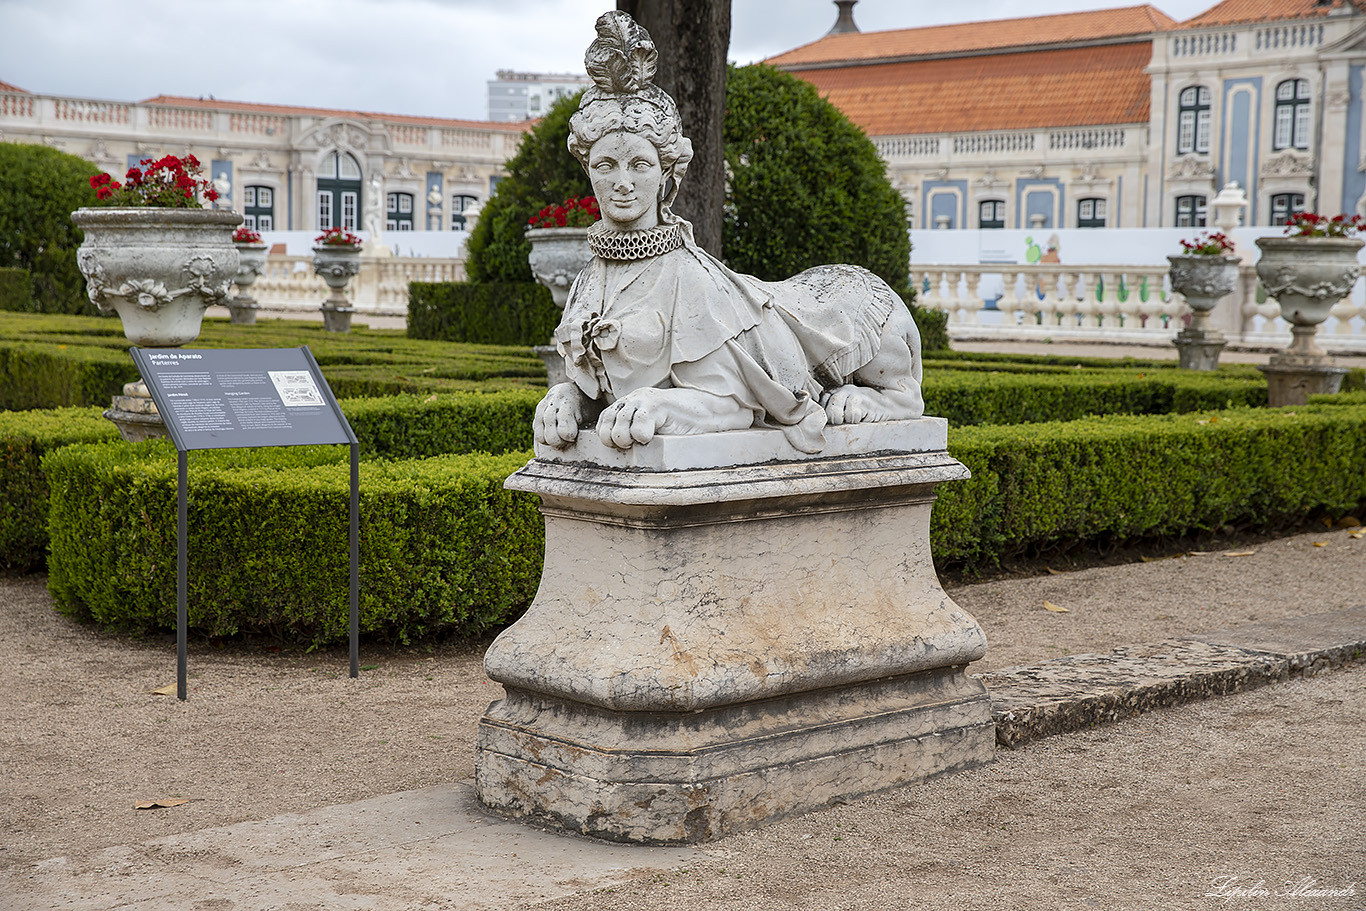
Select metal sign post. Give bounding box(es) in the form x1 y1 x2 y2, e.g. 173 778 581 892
131 346 360 700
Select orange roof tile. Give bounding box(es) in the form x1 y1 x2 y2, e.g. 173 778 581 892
1178 0 1366 26
793 42 1154 136
0 80 30 93
138 94 528 132
768 6 1174 68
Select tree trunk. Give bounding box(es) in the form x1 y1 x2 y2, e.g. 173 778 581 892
616 0 730 256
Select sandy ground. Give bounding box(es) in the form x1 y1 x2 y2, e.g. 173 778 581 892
1 525 1363 907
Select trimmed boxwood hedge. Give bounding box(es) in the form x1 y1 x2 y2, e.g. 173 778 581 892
44 442 541 645
0 406 120 571
0 390 542 570
407 281 559 345
38 400 1366 642
933 402 1366 567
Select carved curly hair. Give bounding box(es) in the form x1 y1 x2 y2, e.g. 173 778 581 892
567 11 693 190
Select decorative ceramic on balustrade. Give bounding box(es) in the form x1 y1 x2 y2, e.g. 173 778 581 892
1254 236 1364 327
229 241 268 325
526 226 592 309
71 208 241 347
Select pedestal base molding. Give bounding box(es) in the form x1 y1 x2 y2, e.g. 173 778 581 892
475 420 991 843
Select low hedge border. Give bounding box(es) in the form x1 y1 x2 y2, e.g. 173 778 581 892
44 443 540 645
0 390 543 570
407 281 559 345
934 403 1366 567
40 401 1366 644
0 406 120 570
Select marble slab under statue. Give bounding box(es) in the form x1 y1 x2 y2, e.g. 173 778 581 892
474 11 993 844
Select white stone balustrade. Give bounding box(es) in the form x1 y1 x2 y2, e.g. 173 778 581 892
248 253 465 317
913 262 1366 353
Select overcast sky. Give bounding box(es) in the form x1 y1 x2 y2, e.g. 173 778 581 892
1 0 1217 122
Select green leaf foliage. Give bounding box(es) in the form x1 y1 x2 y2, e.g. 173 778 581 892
0 143 101 314
464 93 591 283
0 267 33 311
722 64 910 290
0 405 118 570
407 281 559 345
43 442 542 645
464 66 911 293
935 403 1366 569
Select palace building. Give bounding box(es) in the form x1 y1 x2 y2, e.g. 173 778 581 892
3 0 1365 236
771 0 1366 230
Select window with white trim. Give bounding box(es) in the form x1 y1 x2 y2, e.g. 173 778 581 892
317 191 333 230
978 200 1005 229
451 194 478 230
1177 86 1211 155
1077 197 1106 228
1270 193 1305 226
245 185 274 231
1274 79 1311 150
1175 194 1207 227
386 191 415 231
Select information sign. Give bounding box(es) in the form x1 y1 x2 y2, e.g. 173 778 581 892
130 347 360 700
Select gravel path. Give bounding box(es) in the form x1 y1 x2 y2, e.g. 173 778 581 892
2 525 1362 907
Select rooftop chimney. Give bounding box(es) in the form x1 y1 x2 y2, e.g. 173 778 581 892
828 0 860 35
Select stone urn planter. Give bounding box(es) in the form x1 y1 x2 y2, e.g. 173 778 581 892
72 207 241 346
312 243 362 333
229 241 268 325
1167 253 1239 370
526 226 591 386
1254 235 1362 405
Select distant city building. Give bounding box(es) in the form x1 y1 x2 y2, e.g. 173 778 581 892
0 84 528 235
486 70 593 122
771 0 1366 229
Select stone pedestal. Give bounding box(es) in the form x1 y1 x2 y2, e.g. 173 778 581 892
1260 361 1349 407
475 420 993 844
1173 328 1226 371
1259 325 1349 406
321 304 354 333
532 344 568 387
103 380 168 442
227 298 259 325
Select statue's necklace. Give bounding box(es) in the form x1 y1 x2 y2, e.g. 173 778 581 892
587 222 684 261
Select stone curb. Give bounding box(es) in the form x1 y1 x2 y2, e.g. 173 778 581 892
979 605 1366 749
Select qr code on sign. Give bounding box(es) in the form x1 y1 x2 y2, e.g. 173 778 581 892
268 370 325 407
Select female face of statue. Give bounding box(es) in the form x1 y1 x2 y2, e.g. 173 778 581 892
587 131 663 232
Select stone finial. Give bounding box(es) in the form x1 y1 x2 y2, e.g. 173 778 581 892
828 0 860 35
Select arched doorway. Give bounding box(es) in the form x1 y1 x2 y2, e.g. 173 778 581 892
317 151 362 230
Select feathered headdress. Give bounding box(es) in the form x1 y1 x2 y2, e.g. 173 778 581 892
584 11 658 95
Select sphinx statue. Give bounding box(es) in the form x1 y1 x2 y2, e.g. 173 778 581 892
534 11 923 455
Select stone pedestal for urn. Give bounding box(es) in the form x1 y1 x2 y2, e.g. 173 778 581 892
71 207 242 441
228 241 268 325
1167 253 1239 370
526 227 591 387
312 244 362 332
475 419 994 845
1254 235 1361 406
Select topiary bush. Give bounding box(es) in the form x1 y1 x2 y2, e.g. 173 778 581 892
466 65 913 295
0 143 101 314
723 64 910 292
407 281 559 345
465 93 591 284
